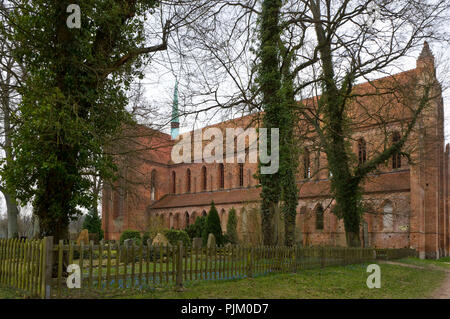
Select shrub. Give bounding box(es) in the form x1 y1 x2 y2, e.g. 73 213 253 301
82 209 104 241
142 231 151 245
185 216 206 239
202 201 223 246
119 230 141 245
163 229 190 247
226 208 238 244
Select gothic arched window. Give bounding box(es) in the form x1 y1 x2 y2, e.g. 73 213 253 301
172 171 176 194
150 169 157 200
358 138 367 166
315 204 324 230
186 169 191 193
383 202 394 231
392 132 402 169
303 148 311 179
239 163 244 187
202 166 207 191
185 211 190 228
218 164 224 189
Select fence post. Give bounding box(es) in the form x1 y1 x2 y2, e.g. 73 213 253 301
320 247 325 268
41 236 53 299
176 241 184 291
247 246 253 278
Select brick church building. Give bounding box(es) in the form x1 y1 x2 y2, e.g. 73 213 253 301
102 43 450 259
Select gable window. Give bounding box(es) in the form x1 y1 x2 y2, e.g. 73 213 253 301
315 204 324 230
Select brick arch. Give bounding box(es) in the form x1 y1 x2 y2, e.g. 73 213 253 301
190 211 197 224
174 213 180 229
201 166 207 191
169 212 174 229
202 210 207 217
220 208 227 232
184 211 190 228
314 203 324 231
381 200 394 232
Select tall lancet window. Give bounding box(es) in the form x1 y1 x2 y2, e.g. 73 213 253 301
358 138 367 166
172 171 176 194
186 169 191 193
150 170 157 201
392 132 402 169
239 163 244 187
303 148 311 179
202 166 207 191
218 164 224 189
171 79 180 140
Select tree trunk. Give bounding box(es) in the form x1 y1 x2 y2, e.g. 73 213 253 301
4 192 19 238
258 0 283 246
261 200 277 246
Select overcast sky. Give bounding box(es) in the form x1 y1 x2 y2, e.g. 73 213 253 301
1 6 450 219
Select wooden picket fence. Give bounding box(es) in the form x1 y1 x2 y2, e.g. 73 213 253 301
0 237 53 298
0 237 417 298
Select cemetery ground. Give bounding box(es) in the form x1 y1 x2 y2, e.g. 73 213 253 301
1 258 449 299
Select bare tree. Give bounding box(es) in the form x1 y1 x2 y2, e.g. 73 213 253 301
0 0 25 238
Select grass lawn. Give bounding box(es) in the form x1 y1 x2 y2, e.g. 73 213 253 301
0 286 29 299
0 260 446 299
396 257 450 270
124 261 445 299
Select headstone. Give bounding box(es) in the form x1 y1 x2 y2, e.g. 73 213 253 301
207 233 216 249
152 233 170 246
192 237 203 250
76 229 89 245
123 238 134 247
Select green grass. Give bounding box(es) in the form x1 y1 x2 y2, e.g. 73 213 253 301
396 257 450 270
0 285 32 299
1 259 446 299
122 262 445 299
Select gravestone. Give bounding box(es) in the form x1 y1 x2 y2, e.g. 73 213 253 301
152 233 170 246
192 237 203 250
120 238 138 263
76 229 89 245
207 233 216 249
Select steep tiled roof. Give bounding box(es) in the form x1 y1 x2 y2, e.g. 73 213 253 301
150 187 261 209
150 170 410 209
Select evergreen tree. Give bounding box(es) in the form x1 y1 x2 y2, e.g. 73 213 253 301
82 209 103 241
185 216 206 239
226 208 238 244
202 201 223 246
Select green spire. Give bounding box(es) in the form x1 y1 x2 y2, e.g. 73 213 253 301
171 79 180 139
